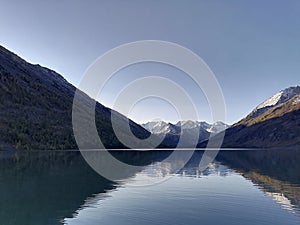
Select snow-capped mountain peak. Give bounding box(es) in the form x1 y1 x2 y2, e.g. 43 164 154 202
207 121 229 133
176 120 200 130
256 86 300 110
142 121 168 134
243 86 300 121
142 120 228 135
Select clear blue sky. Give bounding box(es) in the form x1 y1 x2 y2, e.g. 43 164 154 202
0 0 299 124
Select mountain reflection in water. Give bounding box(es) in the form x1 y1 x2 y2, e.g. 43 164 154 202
0 149 299 225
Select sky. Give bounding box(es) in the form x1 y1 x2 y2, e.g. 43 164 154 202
0 0 299 124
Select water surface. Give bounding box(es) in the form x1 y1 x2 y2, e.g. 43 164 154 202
0 149 300 225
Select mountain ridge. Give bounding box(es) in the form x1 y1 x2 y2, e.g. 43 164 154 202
234 86 300 127
1 45 299 149
198 86 300 148
142 120 228 135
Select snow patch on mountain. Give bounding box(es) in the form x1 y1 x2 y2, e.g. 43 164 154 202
256 92 283 109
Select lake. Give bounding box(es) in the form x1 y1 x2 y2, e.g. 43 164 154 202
0 149 300 225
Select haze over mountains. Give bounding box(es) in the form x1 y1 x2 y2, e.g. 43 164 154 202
0 44 299 150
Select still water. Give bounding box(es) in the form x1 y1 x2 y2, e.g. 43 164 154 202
0 149 300 225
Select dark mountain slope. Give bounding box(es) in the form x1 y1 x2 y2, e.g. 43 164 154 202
0 45 150 150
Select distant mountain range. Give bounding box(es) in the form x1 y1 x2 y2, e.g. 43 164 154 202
142 120 229 135
0 45 299 149
199 86 300 148
142 121 229 147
